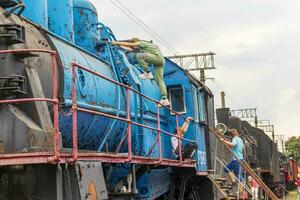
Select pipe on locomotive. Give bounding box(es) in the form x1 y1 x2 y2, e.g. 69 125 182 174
21 0 98 47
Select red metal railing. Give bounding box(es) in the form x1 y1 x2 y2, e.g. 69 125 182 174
0 49 60 165
71 62 197 166
0 49 197 168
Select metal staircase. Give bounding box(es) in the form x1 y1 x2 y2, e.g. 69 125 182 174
208 174 236 200
208 157 252 200
209 128 280 200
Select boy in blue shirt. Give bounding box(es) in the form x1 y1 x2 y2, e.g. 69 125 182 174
220 129 244 185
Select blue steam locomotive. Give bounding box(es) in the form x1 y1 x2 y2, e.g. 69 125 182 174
0 0 215 199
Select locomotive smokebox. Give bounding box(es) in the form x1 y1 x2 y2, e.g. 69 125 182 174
0 7 55 153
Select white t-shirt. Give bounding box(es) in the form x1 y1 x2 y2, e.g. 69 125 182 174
171 136 182 156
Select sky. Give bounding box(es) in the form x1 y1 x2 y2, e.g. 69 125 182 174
90 0 300 139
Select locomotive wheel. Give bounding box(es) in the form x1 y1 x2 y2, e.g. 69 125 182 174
161 175 212 200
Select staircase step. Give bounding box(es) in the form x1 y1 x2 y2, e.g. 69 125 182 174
221 185 233 190
221 188 230 194
215 177 227 182
227 193 237 198
227 197 237 200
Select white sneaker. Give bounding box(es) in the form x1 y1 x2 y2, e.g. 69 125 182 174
139 72 154 80
159 99 171 107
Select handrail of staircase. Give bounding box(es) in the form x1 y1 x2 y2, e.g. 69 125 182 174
215 157 253 196
241 127 257 147
209 128 279 200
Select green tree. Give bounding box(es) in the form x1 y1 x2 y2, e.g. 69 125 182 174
285 136 300 161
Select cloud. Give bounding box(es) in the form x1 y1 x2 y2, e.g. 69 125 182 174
90 0 300 138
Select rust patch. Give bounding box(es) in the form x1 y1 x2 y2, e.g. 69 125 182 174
86 181 97 200
79 9 84 16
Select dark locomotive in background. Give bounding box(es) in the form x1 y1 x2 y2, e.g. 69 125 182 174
215 107 298 197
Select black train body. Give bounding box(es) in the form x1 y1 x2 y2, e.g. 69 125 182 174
216 108 281 192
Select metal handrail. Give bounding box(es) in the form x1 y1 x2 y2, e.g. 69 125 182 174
215 157 253 196
0 49 60 163
210 128 280 200
71 62 196 164
0 49 198 168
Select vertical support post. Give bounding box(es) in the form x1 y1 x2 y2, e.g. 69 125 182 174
126 88 132 161
213 136 218 178
219 158 222 178
221 91 225 108
157 103 162 162
200 68 205 84
281 138 284 153
254 116 258 128
56 164 63 200
176 115 182 163
51 53 60 161
237 173 240 199
132 164 137 194
71 64 78 161
180 58 183 68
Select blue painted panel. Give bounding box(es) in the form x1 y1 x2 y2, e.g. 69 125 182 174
73 0 100 54
50 32 171 155
195 124 208 171
137 169 171 200
48 0 74 42
49 35 127 150
139 91 171 159
164 59 209 171
22 0 48 28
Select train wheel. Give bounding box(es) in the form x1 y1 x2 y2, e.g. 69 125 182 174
161 175 213 200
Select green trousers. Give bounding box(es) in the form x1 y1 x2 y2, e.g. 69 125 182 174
137 53 167 99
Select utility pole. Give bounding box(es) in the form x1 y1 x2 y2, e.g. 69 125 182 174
167 52 216 84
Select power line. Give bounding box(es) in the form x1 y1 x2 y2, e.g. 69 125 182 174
210 79 242 109
114 0 179 55
108 0 179 55
108 0 242 109
211 80 282 141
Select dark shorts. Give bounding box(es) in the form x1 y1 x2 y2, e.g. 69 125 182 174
174 143 198 160
224 160 243 181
